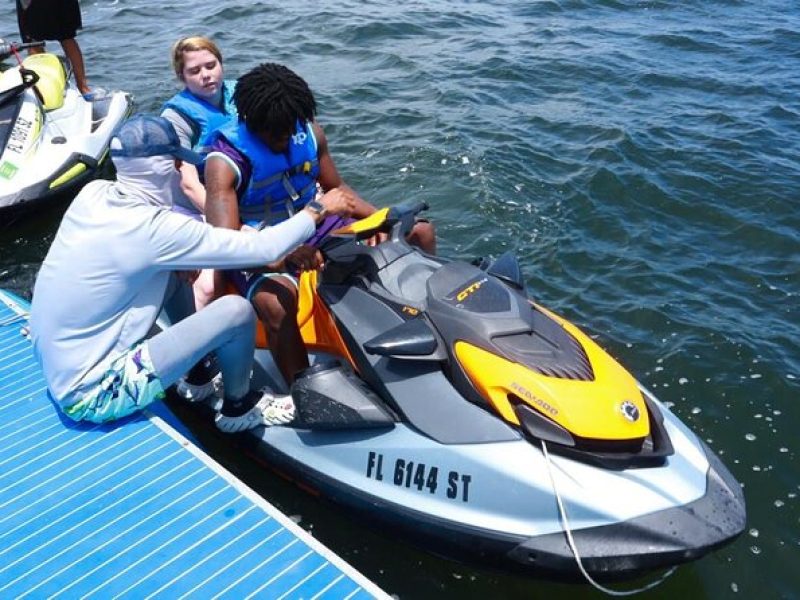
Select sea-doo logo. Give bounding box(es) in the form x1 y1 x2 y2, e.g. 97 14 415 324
292 131 307 145
456 278 488 302
620 400 640 422
510 382 558 417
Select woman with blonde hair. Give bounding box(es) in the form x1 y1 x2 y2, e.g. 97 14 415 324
161 36 237 215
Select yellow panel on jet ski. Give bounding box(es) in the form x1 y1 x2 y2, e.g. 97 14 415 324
49 163 87 189
22 53 66 111
249 269 357 370
331 207 390 237
455 330 649 441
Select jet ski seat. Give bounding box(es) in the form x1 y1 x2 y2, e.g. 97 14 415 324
22 53 66 111
377 252 440 304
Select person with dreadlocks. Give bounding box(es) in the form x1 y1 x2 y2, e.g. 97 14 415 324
203 62 436 387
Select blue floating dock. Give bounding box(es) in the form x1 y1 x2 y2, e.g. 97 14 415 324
0 289 388 599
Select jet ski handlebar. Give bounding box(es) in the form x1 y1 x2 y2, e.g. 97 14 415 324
387 200 429 241
327 201 429 242
0 40 46 60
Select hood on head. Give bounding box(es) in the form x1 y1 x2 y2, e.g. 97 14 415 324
110 154 180 207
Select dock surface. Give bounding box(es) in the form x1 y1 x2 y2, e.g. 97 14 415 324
0 289 387 599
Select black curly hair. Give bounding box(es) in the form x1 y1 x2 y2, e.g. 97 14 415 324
234 63 317 135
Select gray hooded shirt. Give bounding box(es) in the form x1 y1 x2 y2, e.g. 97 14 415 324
30 155 315 404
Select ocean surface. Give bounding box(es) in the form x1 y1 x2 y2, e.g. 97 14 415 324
2 1 798 597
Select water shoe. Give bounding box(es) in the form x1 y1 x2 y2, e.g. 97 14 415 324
215 390 295 433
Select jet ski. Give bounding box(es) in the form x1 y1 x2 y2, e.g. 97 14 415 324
186 203 747 581
0 41 132 222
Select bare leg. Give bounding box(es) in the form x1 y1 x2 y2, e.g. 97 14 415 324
60 38 89 94
407 220 437 255
192 268 218 311
251 277 308 385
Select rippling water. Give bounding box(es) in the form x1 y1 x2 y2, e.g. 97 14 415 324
2 1 799 597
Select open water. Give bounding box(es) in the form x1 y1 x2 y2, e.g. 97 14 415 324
2 1 798 597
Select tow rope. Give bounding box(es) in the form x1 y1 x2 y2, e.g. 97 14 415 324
12 45 24 66
540 440 676 596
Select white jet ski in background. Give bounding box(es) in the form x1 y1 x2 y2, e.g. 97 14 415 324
0 40 132 223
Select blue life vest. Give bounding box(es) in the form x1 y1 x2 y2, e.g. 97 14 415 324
162 80 237 153
214 119 320 228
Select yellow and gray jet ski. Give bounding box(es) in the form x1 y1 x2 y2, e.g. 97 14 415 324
0 41 132 222
192 202 747 581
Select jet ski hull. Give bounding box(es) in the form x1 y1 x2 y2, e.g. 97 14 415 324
0 151 102 219
225 402 744 580
198 347 745 581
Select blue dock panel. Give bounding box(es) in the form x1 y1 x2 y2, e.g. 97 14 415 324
0 290 389 599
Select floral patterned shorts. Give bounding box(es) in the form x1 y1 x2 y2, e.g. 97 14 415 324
63 342 165 423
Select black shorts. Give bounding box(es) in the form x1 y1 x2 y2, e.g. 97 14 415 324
17 0 83 42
